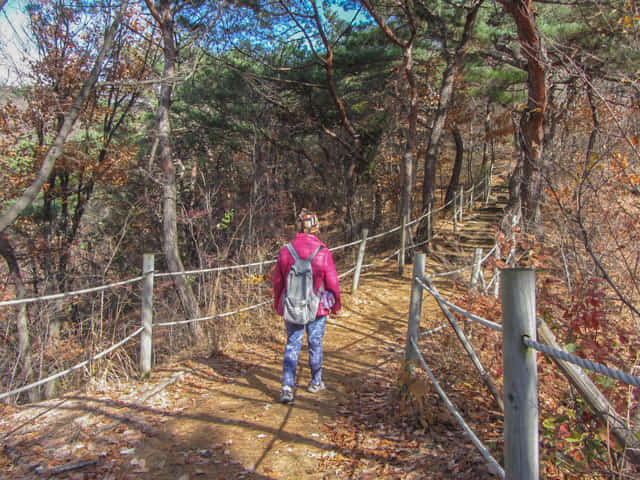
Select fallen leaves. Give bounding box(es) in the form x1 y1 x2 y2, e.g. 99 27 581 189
315 326 509 480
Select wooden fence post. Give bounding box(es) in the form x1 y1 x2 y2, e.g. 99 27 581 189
471 248 483 290
493 246 500 299
352 228 369 299
453 193 458 234
140 254 154 378
484 171 491 205
501 268 538 480
399 215 407 275
405 253 426 365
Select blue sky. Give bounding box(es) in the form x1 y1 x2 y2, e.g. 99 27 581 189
0 0 34 85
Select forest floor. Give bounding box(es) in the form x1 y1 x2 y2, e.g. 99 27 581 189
0 186 509 480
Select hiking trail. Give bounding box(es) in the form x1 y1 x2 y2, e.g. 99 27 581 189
0 184 508 480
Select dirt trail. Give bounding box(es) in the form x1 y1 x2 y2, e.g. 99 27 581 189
0 262 424 480
0 191 506 480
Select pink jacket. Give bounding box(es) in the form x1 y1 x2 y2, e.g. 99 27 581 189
272 233 342 318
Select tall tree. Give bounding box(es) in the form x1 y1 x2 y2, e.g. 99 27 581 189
360 0 417 226
497 0 547 230
0 0 130 399
419 0 483 217
143 0 205 343
444 125 464 207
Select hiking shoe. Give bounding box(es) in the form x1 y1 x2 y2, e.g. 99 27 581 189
280 386 294 403
307 381 326 393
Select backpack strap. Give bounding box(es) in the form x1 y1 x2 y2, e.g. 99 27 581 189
308 246 324 293
285 243 299 262
308 245 323 260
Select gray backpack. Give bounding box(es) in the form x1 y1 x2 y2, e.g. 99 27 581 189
282 244 323 325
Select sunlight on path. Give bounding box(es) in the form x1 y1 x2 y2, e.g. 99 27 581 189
132 262 421 479
0 195 505 479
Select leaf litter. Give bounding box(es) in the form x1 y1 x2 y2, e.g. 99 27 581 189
0 210 511 479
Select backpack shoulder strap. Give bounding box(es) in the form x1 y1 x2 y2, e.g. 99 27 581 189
309 246 325 293
285 243 300 262
308 245 323 261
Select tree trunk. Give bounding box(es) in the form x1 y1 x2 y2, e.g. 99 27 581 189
44 312 61 399
400 41 418 260
402 41 418 223
421 66 451 214
147 0 205 343
481 101 493 173
372 170 384 234
421 1 482 227
359 0 417 225
444 126 464 207
0 235 39 403
500 0 547 230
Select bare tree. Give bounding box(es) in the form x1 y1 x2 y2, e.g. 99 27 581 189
0 235 38 403
143 0 205 343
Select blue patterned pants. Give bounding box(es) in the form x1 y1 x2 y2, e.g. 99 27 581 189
282 316 326 388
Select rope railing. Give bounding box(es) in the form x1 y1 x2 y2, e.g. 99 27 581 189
360 248 400 269
418 273 640 389
154 301 270 327
366 224 402 242
424 244 498 280
523 337 640 388
408 257 640 478
426 263 475 279
154 260 276 278
329 238 367 252
0 327 144 401
419 323 447 337
410 337 506 479
0 172 494 403
0 275 144 308
417 278 503 332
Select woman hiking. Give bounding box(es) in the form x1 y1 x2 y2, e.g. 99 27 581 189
272 209 341 403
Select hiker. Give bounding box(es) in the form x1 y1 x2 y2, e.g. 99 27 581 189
272 209 341 403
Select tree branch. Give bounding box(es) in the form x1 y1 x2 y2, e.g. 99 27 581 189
0 1 128 234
